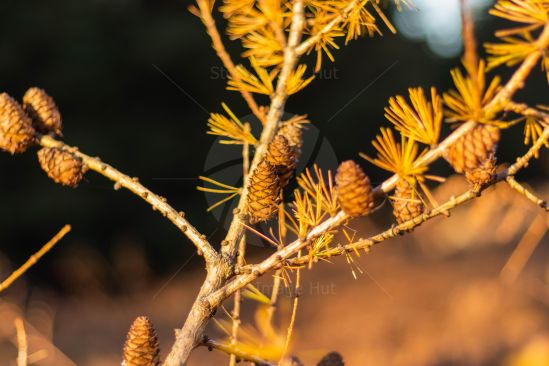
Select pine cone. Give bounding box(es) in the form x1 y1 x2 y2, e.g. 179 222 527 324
393 179 424 224
465 153 497 186
336 160 374 217
247 160 281 223
0 93 36 154
23 87 62 135
317 352 344 366
266 134 297 187
278 117 305 149
446 124 500 174
123 316 160 366
38 147 87 187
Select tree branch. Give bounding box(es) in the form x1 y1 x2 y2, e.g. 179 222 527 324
505 101 549 122
506 176 548 210
38 135 217 262
221 0 306 262
162 5 307 363
196 0 265 124
0 224 71 293
205 21 549 306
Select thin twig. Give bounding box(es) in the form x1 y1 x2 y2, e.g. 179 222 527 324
202 337 275 366
280 263 301 362
14 317 27 366
229 135 250 366
229 236 246 366
506 176 547 210
196 0 265 124
0 225 71 293
460 0 479 73
505 101 549 123
38 135 217 262
501 212 548 284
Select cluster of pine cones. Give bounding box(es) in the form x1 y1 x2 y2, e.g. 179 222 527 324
247 118 303 223
0 89 87 187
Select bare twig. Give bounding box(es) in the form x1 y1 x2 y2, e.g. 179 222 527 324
280 264 301 362
505 101 549 122
460 0 479 73
0 225 71 293
196 0 265 124
202 337 275 366
14 318 27 366
38 135 217 262
501 212 548 283
229 135 250 366
506 176 547 210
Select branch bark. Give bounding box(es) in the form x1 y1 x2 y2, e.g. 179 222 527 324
38 135 217 262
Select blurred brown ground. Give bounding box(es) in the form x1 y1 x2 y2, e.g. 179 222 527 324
1 177 549 366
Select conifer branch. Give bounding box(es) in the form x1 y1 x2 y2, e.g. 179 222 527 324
506 176 548 210
196 0 265 124
505 101 549 122
38 135 217 262
205 22 549 306
221 0 306 261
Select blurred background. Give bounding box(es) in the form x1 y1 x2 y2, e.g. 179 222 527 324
1 0 549 365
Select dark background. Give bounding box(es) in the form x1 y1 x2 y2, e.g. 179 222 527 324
0 0 547 292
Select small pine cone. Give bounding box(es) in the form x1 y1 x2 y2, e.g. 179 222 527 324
278 119 303 149
0 93 36 154
465 153 497 186
335 160 374 217
38 147 87 187
247 160 281 223
446 124 500 174
266 135 297 187
123 316 160 366
393 179 424 224
317 352 344 366
23 87 62 135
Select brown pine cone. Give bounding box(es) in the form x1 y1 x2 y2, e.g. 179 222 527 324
247 160 281 223
0 93 36 154
37 147 87 187
446 124 500 174
335 160 374 217
465 153 497 186
266 134 297 188
278 116 305 149
123 316 160 366
393 179 424 224
23 87 62 135
317 352 344 366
